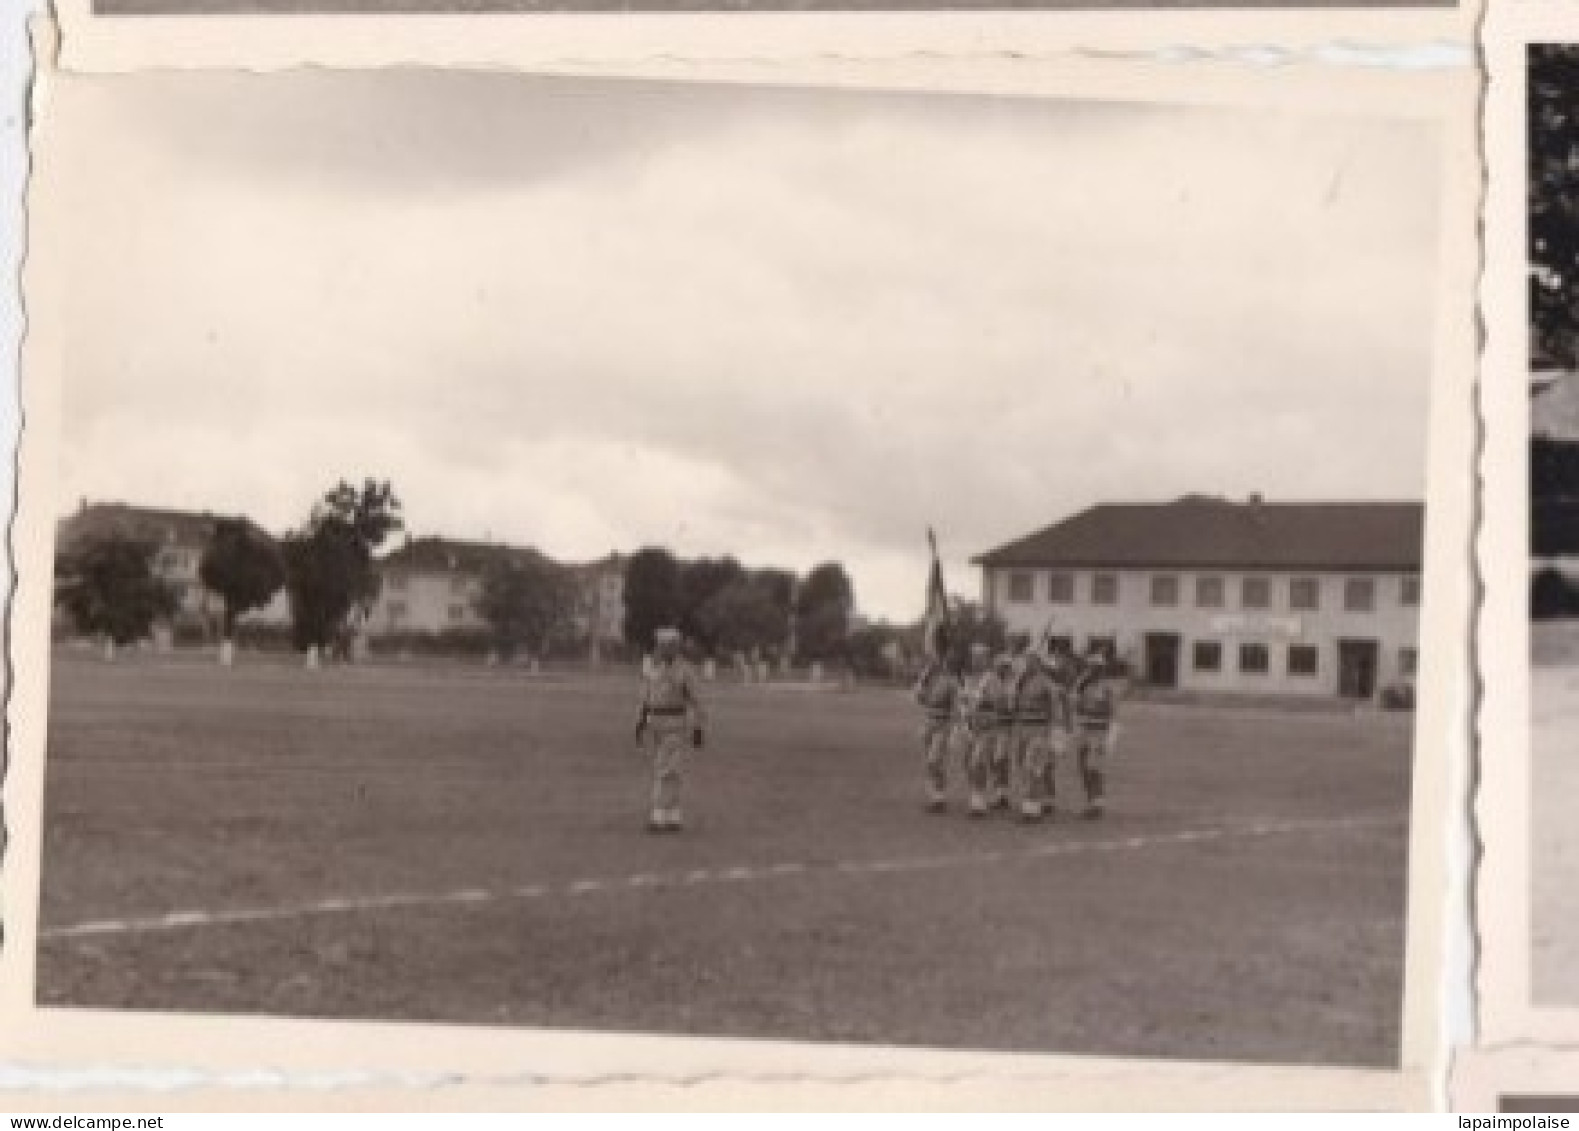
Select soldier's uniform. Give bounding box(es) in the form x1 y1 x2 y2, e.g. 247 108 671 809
962 652 1014 816
1071 651 1119 819
1011 652 1066 821
636 628 706 833
913 656 963 811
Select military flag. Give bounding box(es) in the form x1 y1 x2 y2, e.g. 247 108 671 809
923 528 951 661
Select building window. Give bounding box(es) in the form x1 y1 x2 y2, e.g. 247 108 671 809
1085 634 1116 659
1193 641 1222 672
1400 576 1421 607
1091 574 1119 605
1048 572 1075 604
1196 576 1225 608
1006 572 1035 603
1047 635 1073 656
448 603 467 622
1289 578 1320 611
1400 647 1418 677
1345 577 1376 612
1288 644 1319 677
1242 577 1271 610
1239 642 1270 674
387 602 407 623
1150 575 1179 606
387 572 407 592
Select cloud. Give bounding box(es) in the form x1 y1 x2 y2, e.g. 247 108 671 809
53 72 1441 619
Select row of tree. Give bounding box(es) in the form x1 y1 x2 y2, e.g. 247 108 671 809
55 481 918 667
619 549 855 663
56 479 405 653
1532 45 1579 372
55 473 1018 670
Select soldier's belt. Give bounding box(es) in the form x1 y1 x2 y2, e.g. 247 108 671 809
647 706 687 716
1016 716 1051 724
926 711 953 721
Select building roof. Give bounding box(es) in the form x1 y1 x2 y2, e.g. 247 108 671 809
972 496 1424 573
56 502 271 554
380 536 553 575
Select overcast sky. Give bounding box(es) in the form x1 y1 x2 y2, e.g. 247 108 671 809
52 70 1442 621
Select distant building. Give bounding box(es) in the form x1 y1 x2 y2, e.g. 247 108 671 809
373 537 503 636
372 536 626 651
565 554 627 652
55 501 276 638
54 501 630 654
972 495 1424 700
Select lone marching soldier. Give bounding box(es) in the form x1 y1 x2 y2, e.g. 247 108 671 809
913 646 963 812
1010 648 1065 822
635 627 706 833
1071 644 1121 819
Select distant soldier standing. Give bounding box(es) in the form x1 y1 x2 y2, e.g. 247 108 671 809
956 644 990 815
1071 645 1121 819
635 627 706 833
960 649 1013 816
989 652 1019 810
913 646 963 812
1010 649 1065 822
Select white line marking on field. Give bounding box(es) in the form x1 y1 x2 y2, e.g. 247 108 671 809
39 814 1400 942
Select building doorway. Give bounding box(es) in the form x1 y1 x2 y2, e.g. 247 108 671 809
1143 632 1182 689
1337 639 1380 700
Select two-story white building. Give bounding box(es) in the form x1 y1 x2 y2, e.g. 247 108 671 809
373 537 507 636
972 495 1424 700
372 537 626 651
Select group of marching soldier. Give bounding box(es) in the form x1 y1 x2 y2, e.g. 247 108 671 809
914 636 1120 822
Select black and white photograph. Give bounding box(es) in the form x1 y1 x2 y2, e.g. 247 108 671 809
1528 41 1579 1013
5 64 1464 1093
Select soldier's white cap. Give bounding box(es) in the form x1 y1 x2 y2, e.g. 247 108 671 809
969 642 992 657
654 627 682 645
993 652 1014 668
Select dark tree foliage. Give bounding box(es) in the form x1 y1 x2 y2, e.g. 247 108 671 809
695 576 790 656
1534 500 1579 557
1534 566 1579 620
1533 436 1579 501
622 547 683 650
794 562 856 661
199 518 286 638
750 567 797 621
316 479 405 554
845 621 911 681
283 479 404 651
1531 45 1579 371
281 522 365 652
55 533 178 646
476 553 577 659
676 557 747 649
